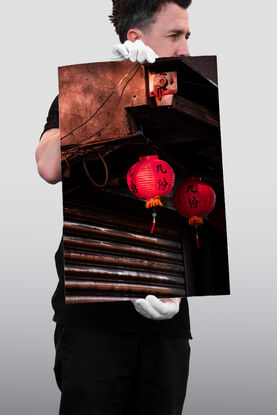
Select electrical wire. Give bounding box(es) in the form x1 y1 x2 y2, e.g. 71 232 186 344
119 64 141 100
82 152 109 188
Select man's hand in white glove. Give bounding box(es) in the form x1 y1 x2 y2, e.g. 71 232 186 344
112 39 158 64
131 295 181 320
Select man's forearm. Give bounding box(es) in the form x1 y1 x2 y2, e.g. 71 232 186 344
35 128 61 184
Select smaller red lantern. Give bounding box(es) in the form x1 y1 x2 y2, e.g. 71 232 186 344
127 155 175 233
173 177 216 247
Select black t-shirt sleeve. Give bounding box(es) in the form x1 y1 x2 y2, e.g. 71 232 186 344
40 95 59 140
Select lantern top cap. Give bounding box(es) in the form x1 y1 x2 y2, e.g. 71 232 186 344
139 155 159 161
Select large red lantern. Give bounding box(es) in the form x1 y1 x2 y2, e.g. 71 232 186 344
173 177 216 246
127 155 175 233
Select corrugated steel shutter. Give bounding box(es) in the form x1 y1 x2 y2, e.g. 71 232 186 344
63 190 186 303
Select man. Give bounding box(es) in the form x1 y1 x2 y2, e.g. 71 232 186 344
36 1 192 414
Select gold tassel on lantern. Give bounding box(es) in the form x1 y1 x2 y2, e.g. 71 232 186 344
188 217 204 226
145 198 163 209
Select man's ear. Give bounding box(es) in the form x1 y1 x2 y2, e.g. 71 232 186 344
126 28 144 42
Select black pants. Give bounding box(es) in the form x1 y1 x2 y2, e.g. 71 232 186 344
54 324 191 415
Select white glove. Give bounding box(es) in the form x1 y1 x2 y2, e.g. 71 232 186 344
112 40 158 64
131 295 181 320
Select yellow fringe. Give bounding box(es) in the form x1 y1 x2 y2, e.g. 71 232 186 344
145 198 163 209
189 217 203 226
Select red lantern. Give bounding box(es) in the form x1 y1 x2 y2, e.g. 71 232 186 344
173 177 216 247
127 155 175 233
127 155 175 207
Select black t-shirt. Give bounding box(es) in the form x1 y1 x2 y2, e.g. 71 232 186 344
41 95 192 338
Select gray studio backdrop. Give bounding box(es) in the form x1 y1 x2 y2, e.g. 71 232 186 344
1 1 276 414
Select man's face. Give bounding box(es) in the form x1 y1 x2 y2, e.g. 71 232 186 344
137 3 191 57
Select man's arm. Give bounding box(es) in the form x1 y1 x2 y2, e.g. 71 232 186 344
35 128 61 184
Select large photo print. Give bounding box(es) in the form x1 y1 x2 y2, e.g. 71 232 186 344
58 56 230 303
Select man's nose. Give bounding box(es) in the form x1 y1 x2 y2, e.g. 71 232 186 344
176 39 190 57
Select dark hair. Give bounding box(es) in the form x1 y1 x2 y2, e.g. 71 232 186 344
109 0 192 43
